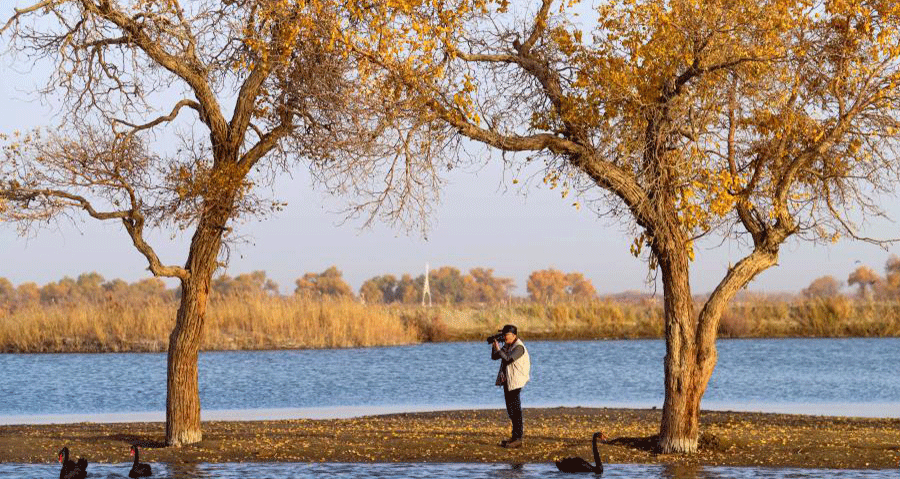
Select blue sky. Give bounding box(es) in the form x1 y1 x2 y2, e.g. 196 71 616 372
2 20 898 296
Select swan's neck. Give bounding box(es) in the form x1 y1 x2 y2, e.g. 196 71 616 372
132 448 140 465
592 435 602 469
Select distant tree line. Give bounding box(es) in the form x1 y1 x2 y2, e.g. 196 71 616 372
6 256 900 313
802 255 900 300
0 266 602 311
0 272 173 311
294 265 597 304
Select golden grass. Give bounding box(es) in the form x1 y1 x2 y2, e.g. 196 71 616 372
205 295 416 350
0 296 418 352
428 300 665 340
719 296 900 338
1 296 898 352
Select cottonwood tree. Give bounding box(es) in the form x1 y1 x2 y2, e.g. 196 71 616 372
802 275 842 298
212 271 279 299
359 274 398 304
527 268 570 303
564 272 597 301
1 1 448 446
294 266 354 298
426 266 467 303
881 255 900 296
463 267 514 303
526 268 596 302
848 265 880 298
346 0 900 452
395 274 424 303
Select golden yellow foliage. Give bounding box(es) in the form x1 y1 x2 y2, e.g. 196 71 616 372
339 0 900 261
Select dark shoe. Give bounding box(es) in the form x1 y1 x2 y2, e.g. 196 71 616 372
505 438 523 448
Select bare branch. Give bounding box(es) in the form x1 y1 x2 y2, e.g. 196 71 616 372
238 123 292 172
1 0 60 34
1 186 128 221
0 185 189 279
114 99 202 138
520 0 553 54
78 0 229 141
120 209 190 280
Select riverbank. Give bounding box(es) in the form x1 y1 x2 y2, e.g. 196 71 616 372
1 408 898 469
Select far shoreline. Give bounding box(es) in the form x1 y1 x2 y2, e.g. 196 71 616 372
5 335 900 355
2 407 898 469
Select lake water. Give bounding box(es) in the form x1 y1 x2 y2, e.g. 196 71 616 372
1 338 898 423
2 339 899 477
0 461 897 479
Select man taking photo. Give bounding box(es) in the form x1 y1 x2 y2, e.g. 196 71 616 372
491 324 531 448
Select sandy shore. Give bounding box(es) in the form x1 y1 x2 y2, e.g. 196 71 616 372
1 407 898 469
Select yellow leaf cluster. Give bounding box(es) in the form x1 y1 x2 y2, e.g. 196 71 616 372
630 232 650 258
320 0 900 264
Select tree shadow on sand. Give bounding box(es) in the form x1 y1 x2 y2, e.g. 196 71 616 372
606 432 732 454
604 434 659 453
104 435 166 449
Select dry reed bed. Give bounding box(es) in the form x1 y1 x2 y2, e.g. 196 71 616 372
1 296 898 352
0 297 417 353
432 297 900 340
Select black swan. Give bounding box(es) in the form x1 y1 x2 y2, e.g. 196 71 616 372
57 447 87 479
555 431 607 474
129 445 153 478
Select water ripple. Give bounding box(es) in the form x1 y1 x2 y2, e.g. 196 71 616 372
1 339 898 421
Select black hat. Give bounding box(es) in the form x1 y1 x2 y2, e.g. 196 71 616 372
499 324 518 335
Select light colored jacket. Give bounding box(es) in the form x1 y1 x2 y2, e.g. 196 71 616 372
494 338 530 390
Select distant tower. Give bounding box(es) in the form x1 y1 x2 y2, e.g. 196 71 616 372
422 263 432 307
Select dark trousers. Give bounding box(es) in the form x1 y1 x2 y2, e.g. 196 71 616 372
503 385 523 440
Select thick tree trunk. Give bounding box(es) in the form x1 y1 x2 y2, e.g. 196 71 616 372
656 241 782 454
657 335 719 454
165 193 234 446
656 244 707 454
165 276 209 447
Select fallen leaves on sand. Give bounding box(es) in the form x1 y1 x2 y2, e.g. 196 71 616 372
1 408 898 469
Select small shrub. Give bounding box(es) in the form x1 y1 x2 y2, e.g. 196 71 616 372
402 310 449 342
717 310 750 338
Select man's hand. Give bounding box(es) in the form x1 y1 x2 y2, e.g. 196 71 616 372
492 340 501 351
